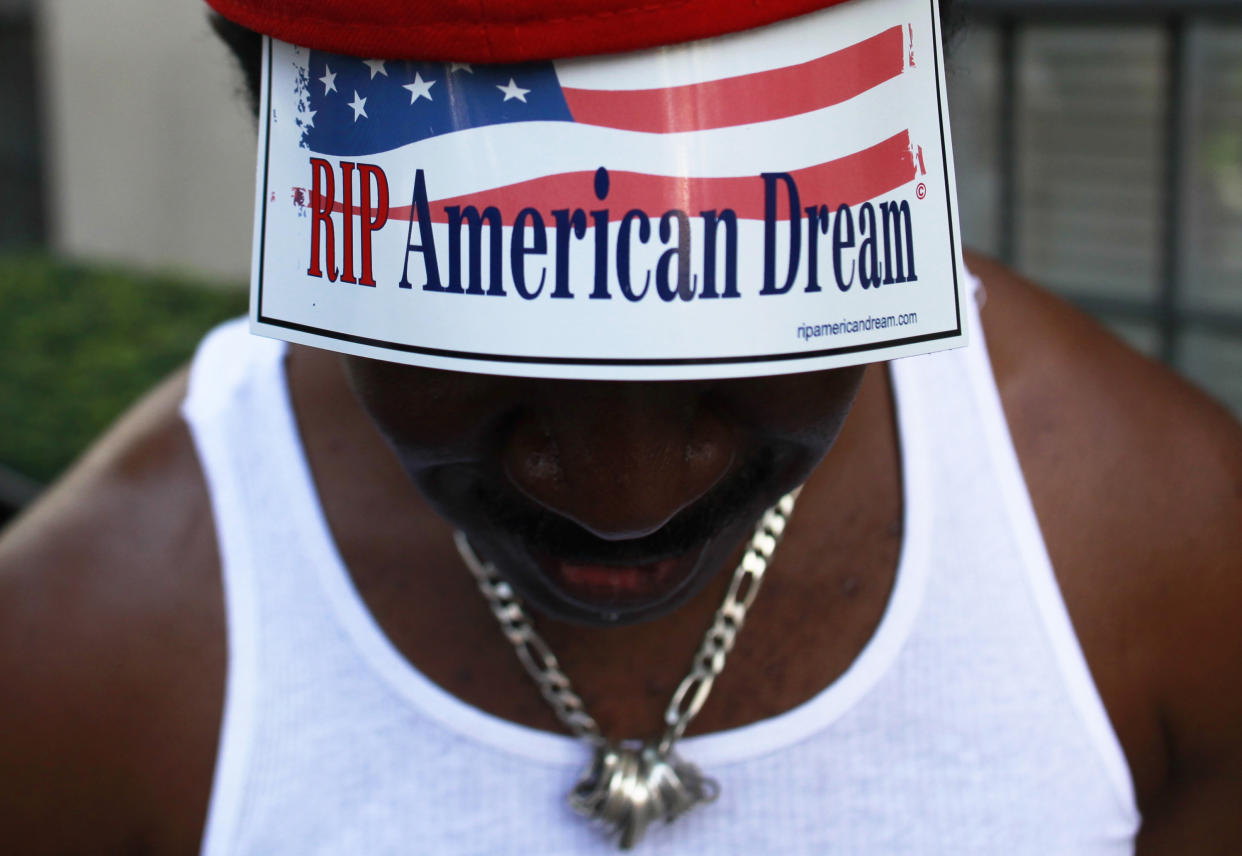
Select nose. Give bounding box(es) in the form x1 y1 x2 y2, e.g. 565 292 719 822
501 381 738 541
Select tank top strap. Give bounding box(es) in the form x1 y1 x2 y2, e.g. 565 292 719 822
890 274 1139 820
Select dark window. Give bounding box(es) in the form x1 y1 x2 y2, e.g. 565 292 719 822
0 0 46 248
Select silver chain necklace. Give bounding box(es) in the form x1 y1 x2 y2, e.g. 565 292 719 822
453 490 798 849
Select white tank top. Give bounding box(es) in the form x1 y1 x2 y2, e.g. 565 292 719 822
185 293 1141 855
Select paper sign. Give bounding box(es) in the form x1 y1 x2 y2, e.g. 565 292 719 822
250 0 969 379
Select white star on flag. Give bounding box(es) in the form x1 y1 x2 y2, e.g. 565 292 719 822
449 62 474 74
363 59 388 79
402 73 436 104
497 78 530 103
348 90 368 121
319 66 337 94
299 109 316 128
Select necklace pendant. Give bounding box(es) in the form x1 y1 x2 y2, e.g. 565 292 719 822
569 742 719 849
457 494 796 849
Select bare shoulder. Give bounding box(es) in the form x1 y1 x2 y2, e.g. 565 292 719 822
970 252 1242 850
0 369 224 855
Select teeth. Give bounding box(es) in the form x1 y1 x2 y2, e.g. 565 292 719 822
552 554 691 601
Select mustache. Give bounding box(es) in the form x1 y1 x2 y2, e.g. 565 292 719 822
466 446 782 566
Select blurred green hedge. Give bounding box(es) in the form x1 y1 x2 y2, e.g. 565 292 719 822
0 253 247 483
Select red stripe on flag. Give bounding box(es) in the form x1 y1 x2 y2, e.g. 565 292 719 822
561 26 905 134
313 133 916 223
370 131 915 223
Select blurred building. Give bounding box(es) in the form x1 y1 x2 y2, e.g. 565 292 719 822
33 0 256 281
2 0 1240 413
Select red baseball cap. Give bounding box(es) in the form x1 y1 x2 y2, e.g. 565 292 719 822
204 0 854 62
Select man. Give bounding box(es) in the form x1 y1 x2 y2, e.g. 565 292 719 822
2 0 1241 852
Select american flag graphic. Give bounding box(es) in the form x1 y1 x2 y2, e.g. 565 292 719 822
294 24 923 223
256 0 965 381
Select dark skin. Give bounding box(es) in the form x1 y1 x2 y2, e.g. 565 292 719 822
1 254 1241 853
345 346 866 626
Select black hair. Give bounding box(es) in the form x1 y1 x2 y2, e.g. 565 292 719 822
210 12 263 118
211 0 963 118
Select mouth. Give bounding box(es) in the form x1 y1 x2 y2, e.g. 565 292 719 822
531 542 710 610
447 446 787 622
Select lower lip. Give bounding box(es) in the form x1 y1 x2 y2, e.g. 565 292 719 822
535 546 706 608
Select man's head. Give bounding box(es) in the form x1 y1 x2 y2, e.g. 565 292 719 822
210 0 964 626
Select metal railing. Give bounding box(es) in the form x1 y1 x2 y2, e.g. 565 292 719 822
960 0 1242 364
